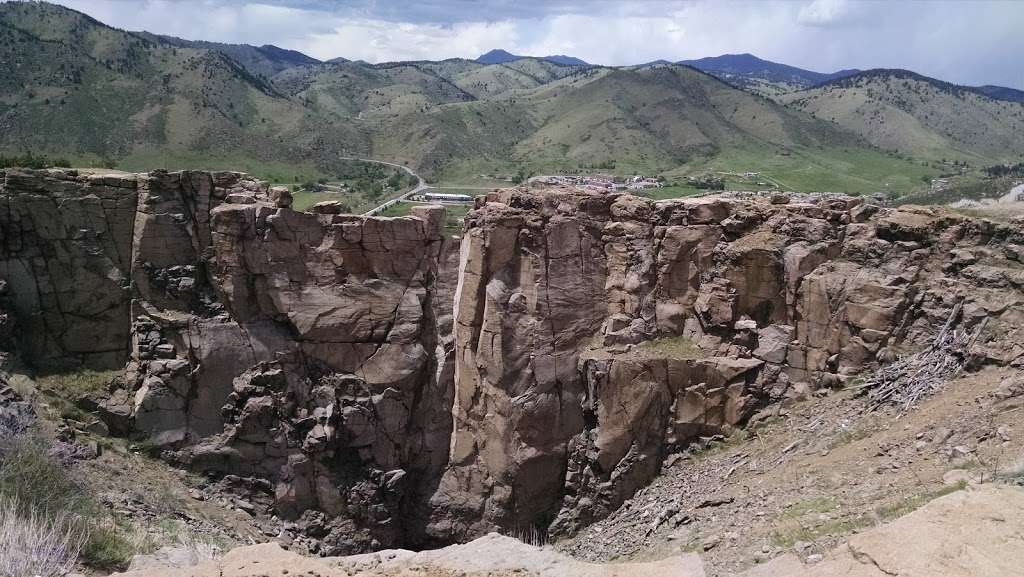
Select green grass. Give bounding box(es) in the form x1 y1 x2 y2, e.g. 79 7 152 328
827 423 873 450
898 173 1019 205
875 480 968 521
36 369 120 399
770 516 870 549
769 481 968 548
780 496 839 519
0 434 137 569
379 202 471 237
642 185 707 200
680 145 937 196
116 150 328 186
638 335 703 359
291 190 353 212
36 369 121 422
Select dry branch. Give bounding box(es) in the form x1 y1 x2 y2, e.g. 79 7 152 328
860 300 983 413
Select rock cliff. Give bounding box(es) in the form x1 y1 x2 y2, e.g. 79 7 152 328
432 187 1024 540
2 170 1022 553
0 168 460 552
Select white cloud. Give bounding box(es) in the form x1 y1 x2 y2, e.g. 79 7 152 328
797 0 855 27
298 19 520 63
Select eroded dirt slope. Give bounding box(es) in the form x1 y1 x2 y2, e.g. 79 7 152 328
560 366 1024 576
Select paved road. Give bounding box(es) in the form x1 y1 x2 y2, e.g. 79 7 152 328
999 182 1024 203
335 156 429 216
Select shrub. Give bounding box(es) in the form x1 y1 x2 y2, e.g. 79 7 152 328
0 496 85 577
0 435 136 570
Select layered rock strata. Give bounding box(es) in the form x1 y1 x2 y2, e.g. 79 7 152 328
0 168 459 552
433 187 1024 539
3 170 1023 551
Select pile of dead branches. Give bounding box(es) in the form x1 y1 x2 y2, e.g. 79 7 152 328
860 300 986 413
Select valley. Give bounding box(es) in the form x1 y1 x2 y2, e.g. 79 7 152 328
2 2 1022 204
1 2 1024 577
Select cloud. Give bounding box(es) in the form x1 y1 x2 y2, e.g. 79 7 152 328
299 19 521 63
797 0 857 27
42 0 1024 88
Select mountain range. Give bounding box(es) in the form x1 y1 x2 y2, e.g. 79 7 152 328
1 1 1022 195
678 53 861 96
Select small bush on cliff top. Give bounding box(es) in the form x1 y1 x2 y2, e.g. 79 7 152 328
36 369 120 400
639 336 703 360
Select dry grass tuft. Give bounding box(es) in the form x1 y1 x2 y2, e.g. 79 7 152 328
0 495 85 577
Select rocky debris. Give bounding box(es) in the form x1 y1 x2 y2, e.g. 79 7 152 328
112 534 706 577
557 364 1024 575
0 381 33 437
861 299 985 412
437 187 1024 542
5 172 1024 556
108 484 1024 577
127 544 221 573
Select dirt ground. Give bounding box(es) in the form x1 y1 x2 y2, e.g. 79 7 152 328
558 366 1024 576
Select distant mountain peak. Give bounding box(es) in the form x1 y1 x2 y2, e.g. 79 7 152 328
476 49 520 64
679 53 860 93
475 49 589 67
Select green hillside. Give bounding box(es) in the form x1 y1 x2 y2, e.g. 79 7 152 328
0 1 367 176
781 70 1024 164
369 64 933 193
5 2 1023 197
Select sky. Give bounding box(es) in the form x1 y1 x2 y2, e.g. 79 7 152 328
48 0 1024 88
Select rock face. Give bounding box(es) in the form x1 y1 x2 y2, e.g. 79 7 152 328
0 169 138 369
3 170 1024 552
0 168 460 553
432 187 1024 540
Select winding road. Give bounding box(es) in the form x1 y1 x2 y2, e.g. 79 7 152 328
336 156 429 216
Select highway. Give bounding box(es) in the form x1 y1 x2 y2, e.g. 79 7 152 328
334 156 429 216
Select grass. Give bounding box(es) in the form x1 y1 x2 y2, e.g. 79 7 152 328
827 423 873 450
874 480 968 521
690 430 751 462
379 202 471 237
682 145 937 196
898 173 1019 205
770 517 870 549
769 481 968 548
36 369 120 399
112 150 329 187
0 434 137 570
35 369 121 422
638 335 703 360
0 496 83 577
780 496 839 520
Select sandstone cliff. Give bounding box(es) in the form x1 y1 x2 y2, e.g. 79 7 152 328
433 187 1024 540
0 168 460 553
2 170 1022 554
